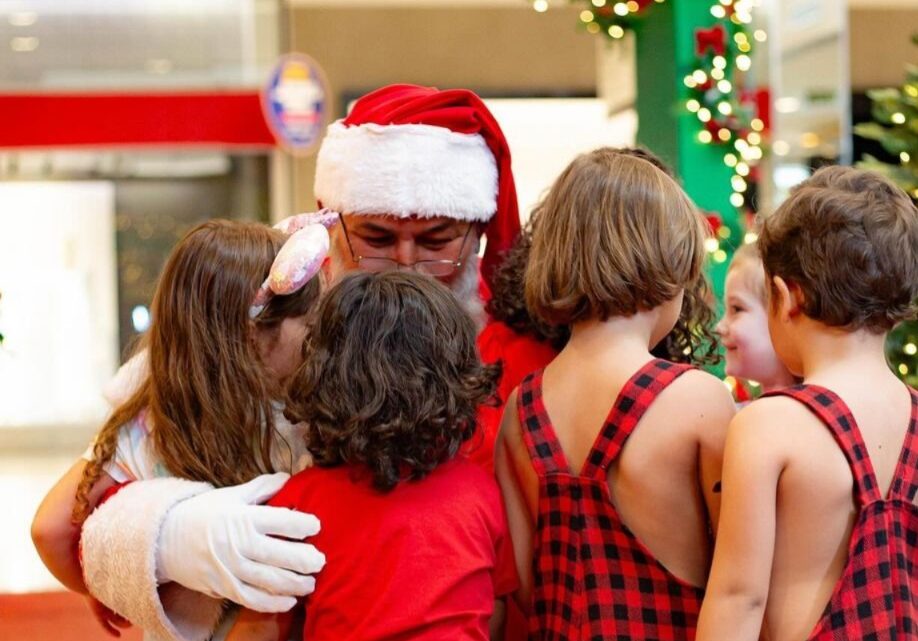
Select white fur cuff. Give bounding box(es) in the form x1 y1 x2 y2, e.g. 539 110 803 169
314 121 498 221
81 478 225 641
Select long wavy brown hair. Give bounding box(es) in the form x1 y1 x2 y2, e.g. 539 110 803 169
74 219 320 520
487 146 720 365
285 271 499 492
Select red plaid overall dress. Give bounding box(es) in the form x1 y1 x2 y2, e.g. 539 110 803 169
517 358 705 641
762 385 918 641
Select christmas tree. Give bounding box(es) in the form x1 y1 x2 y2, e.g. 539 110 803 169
853 34 918 386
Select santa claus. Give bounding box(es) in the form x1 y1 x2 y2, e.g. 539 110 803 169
79 84 553 641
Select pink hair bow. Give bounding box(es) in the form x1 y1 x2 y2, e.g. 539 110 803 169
272 208 340 235
249 219 331 319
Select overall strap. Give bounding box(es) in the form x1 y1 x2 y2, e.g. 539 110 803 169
580 359 694 481
764 385 882 505
517 370 571 476
889 387 918 502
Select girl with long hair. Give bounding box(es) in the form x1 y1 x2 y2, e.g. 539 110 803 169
31 218 327 635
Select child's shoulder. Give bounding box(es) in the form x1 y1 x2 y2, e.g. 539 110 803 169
728 393 824 453
649 366 737 430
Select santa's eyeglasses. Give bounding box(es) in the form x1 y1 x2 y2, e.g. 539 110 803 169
339 219 473 278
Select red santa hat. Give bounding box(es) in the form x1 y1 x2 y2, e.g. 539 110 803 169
314 83 520 286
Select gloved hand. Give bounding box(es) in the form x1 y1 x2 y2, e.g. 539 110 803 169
156 473 325 613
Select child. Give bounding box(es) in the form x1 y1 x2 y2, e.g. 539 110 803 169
477 147 721 471
716 242 796 395
31 218 328 636
696 166 918 641
227 271 518 641
496 148 736 639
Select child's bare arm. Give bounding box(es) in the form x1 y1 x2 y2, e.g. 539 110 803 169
695 401 787 641
689 372 736 534
31 459 117 593
225 608 293 641
494 390 537 613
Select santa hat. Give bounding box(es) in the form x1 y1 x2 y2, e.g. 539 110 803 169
314 83 520 286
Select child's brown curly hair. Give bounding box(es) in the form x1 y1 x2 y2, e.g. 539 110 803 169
285 271 500 491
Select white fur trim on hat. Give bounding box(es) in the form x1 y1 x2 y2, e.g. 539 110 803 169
314 121 498 222
81 478 225 641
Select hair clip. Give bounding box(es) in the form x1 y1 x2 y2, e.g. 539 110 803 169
250 223 330 319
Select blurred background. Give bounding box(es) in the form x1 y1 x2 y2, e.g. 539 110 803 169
0 0 915 638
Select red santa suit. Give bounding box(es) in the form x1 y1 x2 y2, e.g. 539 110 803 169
80 83 523 641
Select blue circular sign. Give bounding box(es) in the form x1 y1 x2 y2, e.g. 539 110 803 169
261 53 329 155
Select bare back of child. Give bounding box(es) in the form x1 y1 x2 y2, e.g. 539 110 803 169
497 149 735 640
698 166 918 641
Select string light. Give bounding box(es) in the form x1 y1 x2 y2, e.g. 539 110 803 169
892 112 906 124
580 9 594 22
613 2 629 16
533 0 549 12
608 25 625 38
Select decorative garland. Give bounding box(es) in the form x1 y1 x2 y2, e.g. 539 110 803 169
685 0 765 219
533 0 665 40
530 0 768 231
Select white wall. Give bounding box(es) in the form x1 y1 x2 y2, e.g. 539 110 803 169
484 98 637 223
0 182 118 430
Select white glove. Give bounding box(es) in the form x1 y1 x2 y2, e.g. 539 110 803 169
156 472 325 613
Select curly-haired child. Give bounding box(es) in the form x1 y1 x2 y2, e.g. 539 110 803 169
227 271 518 641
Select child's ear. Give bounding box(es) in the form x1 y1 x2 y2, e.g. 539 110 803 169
771 275 803 322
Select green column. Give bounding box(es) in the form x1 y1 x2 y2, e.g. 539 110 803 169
633 0 741 302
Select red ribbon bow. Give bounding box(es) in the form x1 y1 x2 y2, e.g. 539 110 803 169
695 24 726 57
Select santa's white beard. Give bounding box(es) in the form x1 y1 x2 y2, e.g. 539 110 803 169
451 253 486 331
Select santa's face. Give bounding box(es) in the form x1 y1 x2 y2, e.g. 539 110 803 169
328 214 481 288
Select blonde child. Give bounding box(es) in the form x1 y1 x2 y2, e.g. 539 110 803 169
495 148 736 639
227 271 517 641
697 166 918 640
716 243 796 395
31 219 328 637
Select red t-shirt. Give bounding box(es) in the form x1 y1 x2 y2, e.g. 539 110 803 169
268 458 519 641
463 320 559 472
